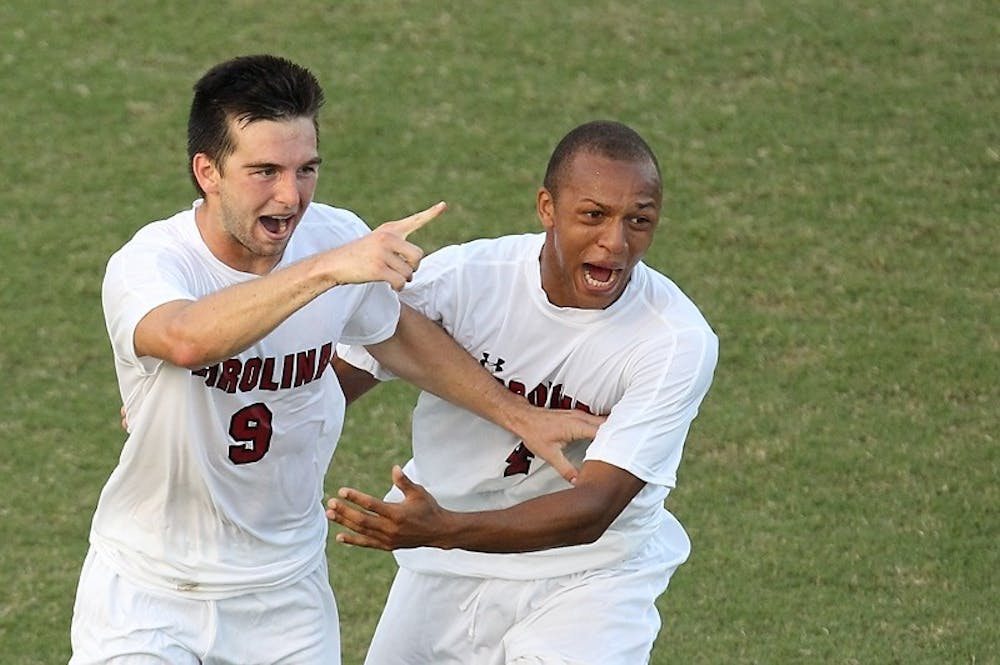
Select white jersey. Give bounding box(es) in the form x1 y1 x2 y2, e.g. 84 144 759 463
94 200 400 598
339 233 717 580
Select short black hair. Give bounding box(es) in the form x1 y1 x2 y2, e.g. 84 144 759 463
543 120 661 198
186 55 325 195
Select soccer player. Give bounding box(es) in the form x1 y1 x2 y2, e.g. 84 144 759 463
328 120 719 664
68 55 600 665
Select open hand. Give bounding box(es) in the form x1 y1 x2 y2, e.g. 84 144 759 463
326 465 452 551
512 407 606 483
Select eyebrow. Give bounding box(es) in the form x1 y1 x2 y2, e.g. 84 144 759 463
243 156 324 170
579 198 659 208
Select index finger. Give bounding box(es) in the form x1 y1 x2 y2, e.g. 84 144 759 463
545 450 579 485
336 486 385 513
389 201 447 239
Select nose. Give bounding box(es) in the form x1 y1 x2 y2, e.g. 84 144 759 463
598 220 628 254
273 172 300 209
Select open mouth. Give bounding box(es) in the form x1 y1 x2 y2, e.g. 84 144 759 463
583 263 621 289
259 214 293 236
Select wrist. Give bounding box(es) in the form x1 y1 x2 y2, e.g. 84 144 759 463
430 508 467 550
309 250 343 288
493 391 535 441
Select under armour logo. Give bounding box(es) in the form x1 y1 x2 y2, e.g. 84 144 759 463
480 352 505 373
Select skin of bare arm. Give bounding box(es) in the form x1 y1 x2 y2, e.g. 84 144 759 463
325 460 645 552
332 356 380 407
363 305 605 482
133 203 445 370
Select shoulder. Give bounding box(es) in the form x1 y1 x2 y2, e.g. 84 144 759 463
614 273 719 398
107 208 194 268
426 232 542 269
635 265 713 327
629 264 719 354
403 234 540 304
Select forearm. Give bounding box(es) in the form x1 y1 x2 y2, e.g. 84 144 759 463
434 461 642 552
329 461 643 553
134 202 447 369
366 305 529 433
435 487 608 553
136 252 338 368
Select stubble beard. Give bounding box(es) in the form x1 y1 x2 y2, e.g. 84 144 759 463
219 197 284 262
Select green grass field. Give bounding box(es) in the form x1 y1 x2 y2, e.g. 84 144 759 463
1 1 996 663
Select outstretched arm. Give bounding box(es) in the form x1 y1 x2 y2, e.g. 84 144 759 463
132 203 446 369
326 460 644 552
364 305 605 482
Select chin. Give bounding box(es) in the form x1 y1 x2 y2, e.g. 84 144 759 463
589 288 625 309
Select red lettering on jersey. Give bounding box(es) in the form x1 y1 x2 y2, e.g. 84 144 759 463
239 357 262 392
192 363 219 386
279 354 294 389
548 383 562 407
294 349 316 387
548 384 574 410
229 402 273 464
260 357 279 390
315 342 333 380
509 381 526 397
526 383 548 407
216 359 242 394
503 442 534 477
193 340 335 394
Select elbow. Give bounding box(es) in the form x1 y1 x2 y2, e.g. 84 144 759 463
574 521 611 546
163 339 218 370
567 511 616 546
562 490 623 546
159 318 227 369
133 301 233 370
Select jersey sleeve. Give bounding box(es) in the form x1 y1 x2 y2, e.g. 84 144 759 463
102 237 198 375
335 243 462 380
585 326 719 488
315 206 403 347
339 281 401 346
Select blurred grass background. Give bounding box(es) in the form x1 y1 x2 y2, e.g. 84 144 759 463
0 1 996 663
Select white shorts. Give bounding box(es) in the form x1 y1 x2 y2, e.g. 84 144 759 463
69 547 340 665
364 530 685 665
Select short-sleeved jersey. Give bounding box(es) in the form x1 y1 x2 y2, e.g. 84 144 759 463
94 201 400 598
338 233 717 579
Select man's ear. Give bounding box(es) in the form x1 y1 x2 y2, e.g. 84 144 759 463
192 153 221 195
537 187 556 231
